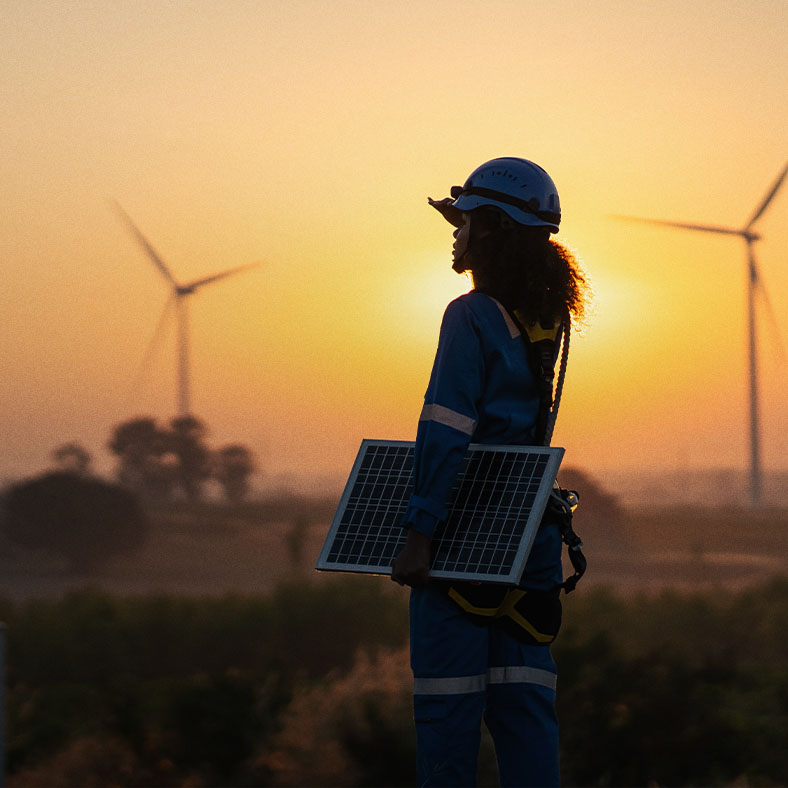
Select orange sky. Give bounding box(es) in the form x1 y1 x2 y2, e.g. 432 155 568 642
2 0 787 491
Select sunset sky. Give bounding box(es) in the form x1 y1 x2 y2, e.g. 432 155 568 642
2 0 787 491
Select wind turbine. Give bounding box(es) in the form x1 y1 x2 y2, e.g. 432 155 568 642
113 201 258 417
616 161 788 507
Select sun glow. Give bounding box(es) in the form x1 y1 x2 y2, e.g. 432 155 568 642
2 0 788 482
581 268 651 340
396 257 473 345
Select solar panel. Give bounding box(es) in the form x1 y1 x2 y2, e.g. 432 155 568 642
316 440 564 585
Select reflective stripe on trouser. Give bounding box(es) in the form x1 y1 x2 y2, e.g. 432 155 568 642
410 583 559 788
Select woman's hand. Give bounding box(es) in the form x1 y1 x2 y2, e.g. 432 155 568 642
428 196 463 228
391 529 432 587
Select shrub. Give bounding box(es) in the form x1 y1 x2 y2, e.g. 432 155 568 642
2 472 145 573
257 648 416 787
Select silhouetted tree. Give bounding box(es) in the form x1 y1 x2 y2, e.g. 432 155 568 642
214 444 256 503
2 472 146 573
51 442 93 476
108 418 175 500
108 416 256 503
556 466 632 554
558 467 623 525
169 416 212 502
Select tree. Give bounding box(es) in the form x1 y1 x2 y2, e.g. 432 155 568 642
169 416 212 502
557 467 623 525
51 442 92 476
556 466 631 552
214 444 256 503
2 472 146 573
108 418 175 500
108 416 254 503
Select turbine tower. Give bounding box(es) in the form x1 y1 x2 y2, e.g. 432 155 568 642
113 202 258 417
617 161 788 507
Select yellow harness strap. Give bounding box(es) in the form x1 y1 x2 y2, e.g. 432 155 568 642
513 311 561 344
447 587 556 645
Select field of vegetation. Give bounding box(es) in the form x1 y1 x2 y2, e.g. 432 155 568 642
2 576 787 787
2 480 788 786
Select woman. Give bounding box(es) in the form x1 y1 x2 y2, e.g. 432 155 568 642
391 157 587 787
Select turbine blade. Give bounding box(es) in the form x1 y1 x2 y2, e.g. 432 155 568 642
753 266 788 366
125 293 177 403
184 261 260 292
746 160 788 229
612 215 744 237
111 200 179 287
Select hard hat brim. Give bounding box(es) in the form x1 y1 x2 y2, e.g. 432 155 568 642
451 194 560 233
427 196 464 228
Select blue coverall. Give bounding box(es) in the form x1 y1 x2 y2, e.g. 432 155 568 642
402 292 562 788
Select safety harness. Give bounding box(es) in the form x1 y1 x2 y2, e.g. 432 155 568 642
509 308 587 595
445 305 587 645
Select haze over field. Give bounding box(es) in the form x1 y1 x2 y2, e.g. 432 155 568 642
2 0 788 490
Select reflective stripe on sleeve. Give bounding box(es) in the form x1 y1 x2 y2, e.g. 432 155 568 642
487 666 557 691
419 403 476 436
413 674 487 695
489 297 520 339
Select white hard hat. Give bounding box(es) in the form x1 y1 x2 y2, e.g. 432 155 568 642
448 157 561 233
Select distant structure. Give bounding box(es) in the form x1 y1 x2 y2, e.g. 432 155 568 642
113 202 258 417
617 161 788 507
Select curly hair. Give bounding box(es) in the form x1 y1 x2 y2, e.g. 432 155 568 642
466 207 588 327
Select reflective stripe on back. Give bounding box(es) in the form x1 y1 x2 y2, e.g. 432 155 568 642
419 403 476 436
